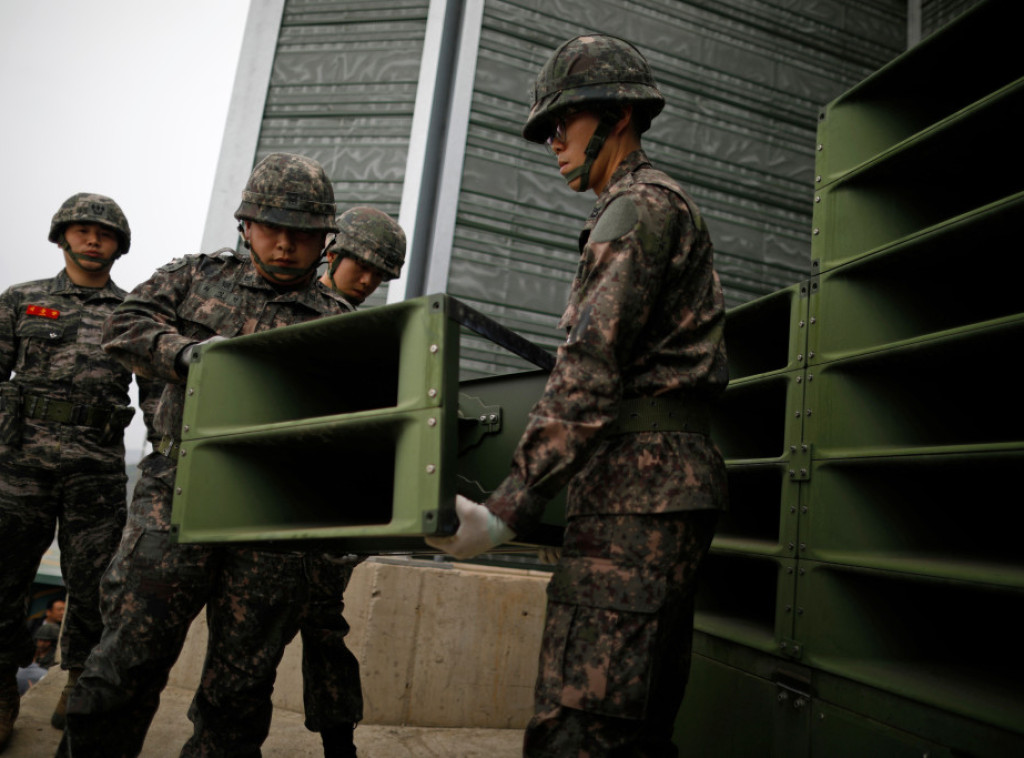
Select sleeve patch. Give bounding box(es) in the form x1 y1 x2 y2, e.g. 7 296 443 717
590 195 639 243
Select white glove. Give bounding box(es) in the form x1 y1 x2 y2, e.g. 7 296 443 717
425 495 515 560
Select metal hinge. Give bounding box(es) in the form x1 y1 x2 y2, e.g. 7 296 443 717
457 393 502 453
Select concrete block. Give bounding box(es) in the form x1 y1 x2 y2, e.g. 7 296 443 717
165 557 551 729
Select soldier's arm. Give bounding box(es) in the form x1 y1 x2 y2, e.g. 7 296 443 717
102 258 196 383
135 375 164 446
485 193 666 533
0 287 20 381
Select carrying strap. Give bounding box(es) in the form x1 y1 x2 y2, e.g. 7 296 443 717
606 397 710 436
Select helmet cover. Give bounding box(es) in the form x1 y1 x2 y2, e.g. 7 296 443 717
523 34 664 144
234 152 339 232
328 206 406 281
48 193 131 255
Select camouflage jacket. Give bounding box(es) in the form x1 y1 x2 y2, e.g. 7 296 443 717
102 249 353 442
0 269 157 469
486 150 728 534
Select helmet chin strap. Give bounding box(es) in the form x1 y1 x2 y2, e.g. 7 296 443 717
326 252 343 293
250 246 323 286
60 236 120 272
242 222 324 287
562 111 620 192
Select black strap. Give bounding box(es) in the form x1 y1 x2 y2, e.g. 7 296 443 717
20 394 124 428
606 397 710 435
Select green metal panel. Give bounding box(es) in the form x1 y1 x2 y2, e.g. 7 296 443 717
694 554 797 655
799 452 1024 587
679 633 1024 757
683 3 1024 752
813 0 1018 184
811 79 1023 272
792 561 1024 736
809 700 956 758
675 651 809 757
170 295 563 552
807 193 1024 362
802 322 1024 456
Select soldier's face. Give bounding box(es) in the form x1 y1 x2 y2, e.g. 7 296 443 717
326 254 384 304
62 223 120 268
247 221 326 283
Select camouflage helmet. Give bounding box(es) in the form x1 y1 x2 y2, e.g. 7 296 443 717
327 207 406 281
48 193 131 255
234 152 339 232
34 623 60 642
522 34 665 144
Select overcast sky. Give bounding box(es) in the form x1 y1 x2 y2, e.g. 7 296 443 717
0 0 252 453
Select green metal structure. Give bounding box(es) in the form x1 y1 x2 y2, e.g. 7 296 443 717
676 1 1024 754
169 294 563 552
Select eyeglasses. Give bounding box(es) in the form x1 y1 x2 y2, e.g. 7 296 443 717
545 110 579 146
545 117 568 146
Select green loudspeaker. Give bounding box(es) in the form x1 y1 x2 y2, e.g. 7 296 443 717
169 294 564 553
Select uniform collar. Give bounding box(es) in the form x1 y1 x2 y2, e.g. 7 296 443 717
601 149 651 196
49 268 124 298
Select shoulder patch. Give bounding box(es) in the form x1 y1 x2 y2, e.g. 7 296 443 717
590 195 639 244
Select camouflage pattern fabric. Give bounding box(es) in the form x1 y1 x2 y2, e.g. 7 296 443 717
0 270 154 673
485 149 728 534
63 250 360 756
182 552 362 756
48 193 132 255
329 206 406 280
484 149 728 754
524 511 717 757
234 153 339 233
522 34 665 144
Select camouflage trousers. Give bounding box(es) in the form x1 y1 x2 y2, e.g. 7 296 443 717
0 459 126 672
63 453 361 758
523 510 718 758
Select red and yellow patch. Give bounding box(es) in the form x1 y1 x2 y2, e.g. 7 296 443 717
26 305 60 319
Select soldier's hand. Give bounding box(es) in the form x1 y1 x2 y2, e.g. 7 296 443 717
425 495 515 560
175 336 229 376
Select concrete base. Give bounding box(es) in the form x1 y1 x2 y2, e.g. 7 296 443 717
6 669 524 757
6 557 549 756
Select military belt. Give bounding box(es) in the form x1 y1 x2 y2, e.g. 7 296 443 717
19 394 123 429
607 397 710 436
157 436 182 460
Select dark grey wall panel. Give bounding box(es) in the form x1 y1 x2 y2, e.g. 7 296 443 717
255 0 429 307
235 0 914 367
446 0 906 373
922 0 984 35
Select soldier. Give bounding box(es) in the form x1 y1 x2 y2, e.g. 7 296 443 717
304 205 405 756
319 206 405 306
59 153 355 758
427 35 729 756
0 193 156 751
189 206 405 758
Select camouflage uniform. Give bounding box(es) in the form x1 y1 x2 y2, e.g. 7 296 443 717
58 248 355 757
483 35 729 758
302 205 407 742
0 193 159 717
63 154 363 757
